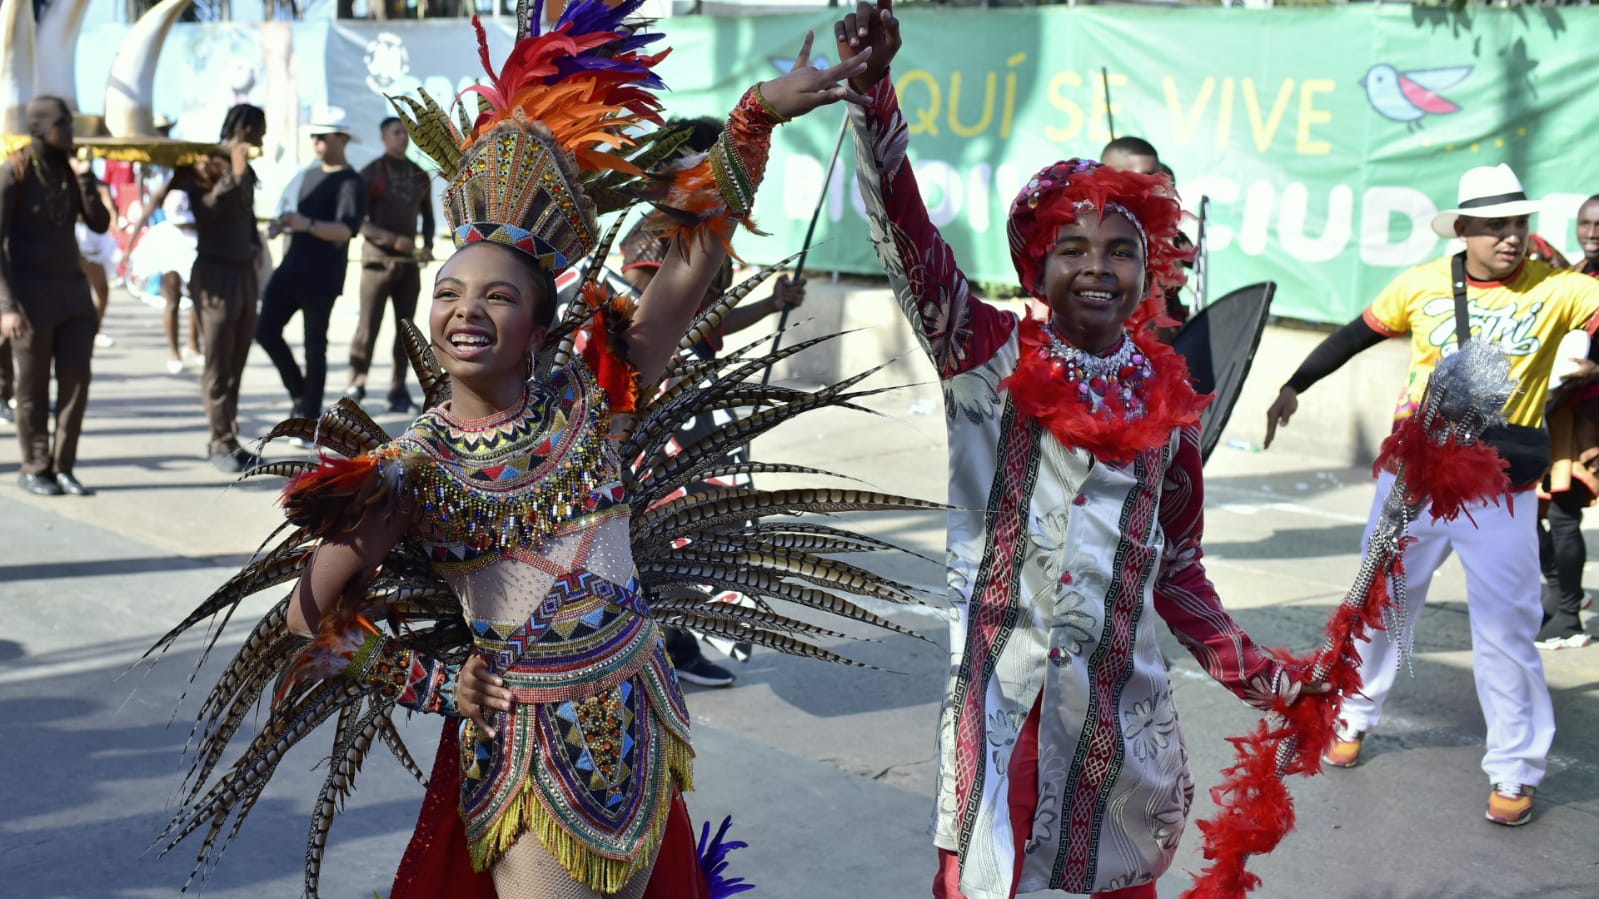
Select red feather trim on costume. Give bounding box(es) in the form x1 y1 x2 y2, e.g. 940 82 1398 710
1375 414 1510 524
999 316 1209 465
281 454 396 540
642 157 747 261
578 282 642 413
274 613 381 707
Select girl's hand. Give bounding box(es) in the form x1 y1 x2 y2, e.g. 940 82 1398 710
835 0 901 93
756 31 873 120
457 654 512 739
771 274 806 311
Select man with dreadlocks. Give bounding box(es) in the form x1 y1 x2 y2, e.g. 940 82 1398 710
0 96 112 496
814 4 1326 897
134 103 269 473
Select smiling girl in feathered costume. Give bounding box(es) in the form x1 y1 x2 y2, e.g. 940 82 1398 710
798 3 1328 897
149 3 896 897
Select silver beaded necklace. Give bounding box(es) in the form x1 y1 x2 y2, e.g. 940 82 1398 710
1041 325 1153 414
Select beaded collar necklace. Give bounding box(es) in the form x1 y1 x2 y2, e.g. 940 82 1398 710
1041 324 1154 415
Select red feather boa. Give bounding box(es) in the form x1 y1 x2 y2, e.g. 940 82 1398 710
999 317 1209 465
1187 422 1507 897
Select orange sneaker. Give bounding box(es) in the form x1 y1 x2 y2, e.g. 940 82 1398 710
1322 731 1364 768
1487 784 1534 826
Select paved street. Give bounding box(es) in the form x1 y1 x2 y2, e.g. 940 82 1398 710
2 278 1596 898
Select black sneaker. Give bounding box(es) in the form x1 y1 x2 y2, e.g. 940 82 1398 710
388 390 416 414
210 446 262 474
344 384 367 403
675 654 736 688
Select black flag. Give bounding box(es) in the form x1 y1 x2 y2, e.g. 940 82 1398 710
1172 281 1277 462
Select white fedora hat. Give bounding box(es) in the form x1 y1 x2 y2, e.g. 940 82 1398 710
303 105 357 141
1430 164 1541 238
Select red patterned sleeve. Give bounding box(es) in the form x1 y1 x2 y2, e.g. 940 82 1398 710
1152 426 1293 710
847 76 1014 379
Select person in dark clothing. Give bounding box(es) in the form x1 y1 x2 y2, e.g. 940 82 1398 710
346 116 434 413
256 117 364 422
0 97 112 496
0 339 13 424
617 115 808 689
136 104 269 473
1534 193 1599 648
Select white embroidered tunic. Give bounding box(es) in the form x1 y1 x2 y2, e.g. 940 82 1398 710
848 80 1290 897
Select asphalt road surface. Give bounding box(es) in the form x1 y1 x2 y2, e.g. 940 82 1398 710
2 288 1596 898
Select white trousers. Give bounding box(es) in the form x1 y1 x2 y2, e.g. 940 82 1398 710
1342 471 1554 787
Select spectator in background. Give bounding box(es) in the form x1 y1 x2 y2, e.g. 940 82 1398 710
0 97 112 496
346 116 434 414
1535 192 1599 650
1100 135 1162 176
133 104 269 473
256 113 364 424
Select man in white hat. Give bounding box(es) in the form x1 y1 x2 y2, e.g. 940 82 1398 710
1261 163 1599 826
255 109 364 424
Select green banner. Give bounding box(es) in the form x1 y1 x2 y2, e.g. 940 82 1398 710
650 7 1599 324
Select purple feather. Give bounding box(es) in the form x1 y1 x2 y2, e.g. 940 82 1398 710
557 0 650 35
523 0 666 88
526 0 547 36
553 54 666 91
697 816 755 897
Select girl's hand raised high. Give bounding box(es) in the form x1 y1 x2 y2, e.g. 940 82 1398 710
755 31 873 121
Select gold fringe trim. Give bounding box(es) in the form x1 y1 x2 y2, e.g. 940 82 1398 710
468 728 694 893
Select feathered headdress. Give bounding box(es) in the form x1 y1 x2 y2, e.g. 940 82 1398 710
387 0 685 273
1007 158 1191 329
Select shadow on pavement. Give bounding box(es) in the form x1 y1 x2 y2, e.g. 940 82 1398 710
1 643 428 898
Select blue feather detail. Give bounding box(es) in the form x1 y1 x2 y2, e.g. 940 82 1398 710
697 816 755 897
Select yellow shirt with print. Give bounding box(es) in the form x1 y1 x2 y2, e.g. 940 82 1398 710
1363 256 1599 428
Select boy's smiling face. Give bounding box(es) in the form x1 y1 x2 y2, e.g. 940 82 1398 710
1039 211 1147 353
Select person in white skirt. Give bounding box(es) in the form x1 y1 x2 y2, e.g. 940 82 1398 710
129 188 203 373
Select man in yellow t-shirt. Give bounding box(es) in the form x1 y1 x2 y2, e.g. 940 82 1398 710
1261 164 1599 828
1361 256 1599 427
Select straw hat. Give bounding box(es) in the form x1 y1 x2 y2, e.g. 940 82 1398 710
1430 164 1543 238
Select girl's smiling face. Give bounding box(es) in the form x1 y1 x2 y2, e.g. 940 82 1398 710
429 243 547 395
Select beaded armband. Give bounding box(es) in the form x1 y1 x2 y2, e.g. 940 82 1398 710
346 632 459 716
709 85 784 220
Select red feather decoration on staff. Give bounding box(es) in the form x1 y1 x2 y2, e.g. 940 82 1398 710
1185 346 1513 897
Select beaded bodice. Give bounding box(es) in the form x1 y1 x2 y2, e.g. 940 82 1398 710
374 364 630 579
